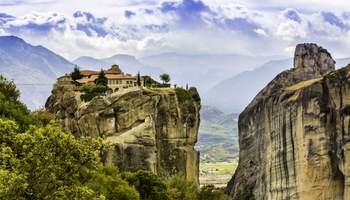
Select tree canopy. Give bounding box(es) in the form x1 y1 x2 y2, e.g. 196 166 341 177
70 66 83 81
95 70 108 86
160 73 171 84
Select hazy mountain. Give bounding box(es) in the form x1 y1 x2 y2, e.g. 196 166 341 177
204 58 293 112
139 53 286 94
0 35 74 109
197 105 239 162
73 54 162 77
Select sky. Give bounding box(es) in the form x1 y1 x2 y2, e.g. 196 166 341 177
1 0 350 60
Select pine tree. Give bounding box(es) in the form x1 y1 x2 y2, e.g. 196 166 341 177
137 72 141 86
95 70 108 86
70 66 83 81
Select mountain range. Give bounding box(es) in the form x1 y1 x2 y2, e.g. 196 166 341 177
196 105 239 163
1 35 350 112
0 36 75 109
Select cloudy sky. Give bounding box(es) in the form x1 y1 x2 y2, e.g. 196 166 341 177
1 0 350 60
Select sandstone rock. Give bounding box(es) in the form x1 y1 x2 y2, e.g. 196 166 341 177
46 87 201 183
294 43 335 79
225 44 350 199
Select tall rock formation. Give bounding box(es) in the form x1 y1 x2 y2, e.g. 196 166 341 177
46 86 201 183
225 44 350 199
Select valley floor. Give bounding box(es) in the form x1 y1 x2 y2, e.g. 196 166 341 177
199 159 238 188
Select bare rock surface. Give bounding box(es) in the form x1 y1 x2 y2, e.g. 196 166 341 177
225 44 350 199
46 87 201 183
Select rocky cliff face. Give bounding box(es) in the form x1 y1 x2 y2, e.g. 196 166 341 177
46 87 201 183
226 44 350 199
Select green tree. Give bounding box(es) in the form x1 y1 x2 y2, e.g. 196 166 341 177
13 123 103 199
80 84 108 101
160 73 170 84
137 72 141 86
0 75 34 131
122 170 169 200
70 66 83 81
87 165 140 200
165 174 198 200
0 118 140 199
95 70 108 86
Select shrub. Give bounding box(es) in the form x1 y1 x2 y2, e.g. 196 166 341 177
165 174 198 200
0 75 34 131
122 170 169 200
143 76 159 87
189 87 201 103
198 185 231 200
80 84 107 102
0 118 140 200
31 109 57 126
175 88 191 103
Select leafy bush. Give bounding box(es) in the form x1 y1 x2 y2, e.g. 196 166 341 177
189 87 201 103
0 118 140 200
143 76 160 87
198 185 231 200
80 84 107 102
0 75 35 131
122 170 169 200
165 174 198 200
175 88 191 102
31 109 57 126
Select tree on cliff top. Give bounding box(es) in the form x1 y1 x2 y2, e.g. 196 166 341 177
95 70 108 86
160 73 170 84
70 66 83 81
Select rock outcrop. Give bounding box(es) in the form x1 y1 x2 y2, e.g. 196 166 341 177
46 87 201 183
225 44 350 199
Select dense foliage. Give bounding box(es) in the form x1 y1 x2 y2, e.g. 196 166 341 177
96 70 108 86
0 75 38 131
160 73 171 84
0 73 231 199
80 84 108 102
143 76 159 87
122 170 169 200
70 66 83 81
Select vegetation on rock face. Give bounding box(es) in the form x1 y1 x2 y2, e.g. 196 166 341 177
174 87 200 127
80 84 108 102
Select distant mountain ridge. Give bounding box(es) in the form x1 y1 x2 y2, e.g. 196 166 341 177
73 54 162 77
204 58 293 112
139 53 286 94
0 35 75 109
196 105 239 163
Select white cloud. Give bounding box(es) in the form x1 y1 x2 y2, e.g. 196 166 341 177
0 0 350 60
